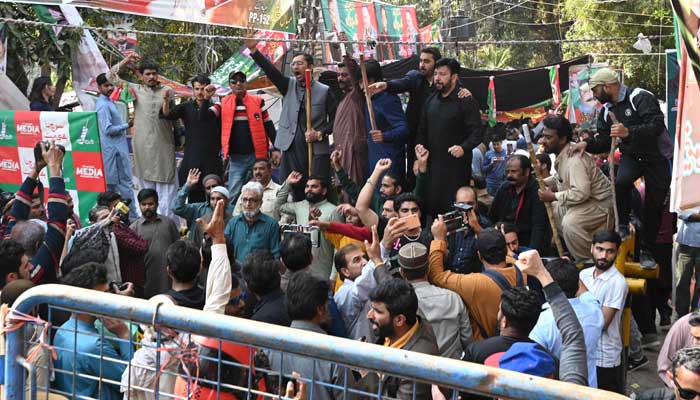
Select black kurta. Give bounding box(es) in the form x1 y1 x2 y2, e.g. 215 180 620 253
416 86 483 216
161 99 223 202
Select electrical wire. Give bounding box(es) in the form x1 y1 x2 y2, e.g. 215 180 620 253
492 0 673 27
0 16 672 47
507 0 673 19
440 0 532 33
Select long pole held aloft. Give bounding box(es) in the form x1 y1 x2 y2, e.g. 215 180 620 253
359 54 377 131
305 69 313 177
607 111 620 233
522 124 565 257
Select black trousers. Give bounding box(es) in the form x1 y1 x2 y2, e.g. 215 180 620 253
597 365 624 394
631 243 673 334
616 155 671 250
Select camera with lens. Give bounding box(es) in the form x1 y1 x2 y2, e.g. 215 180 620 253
442 203 474 236
280 224 321 248
33 141 66 166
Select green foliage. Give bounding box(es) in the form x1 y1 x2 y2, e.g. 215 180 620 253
477 45 512 69
0 3 84 99
561 0 673 96
81 9 243 83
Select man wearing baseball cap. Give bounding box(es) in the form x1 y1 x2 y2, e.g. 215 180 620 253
572 67 672 269
217 69 277 204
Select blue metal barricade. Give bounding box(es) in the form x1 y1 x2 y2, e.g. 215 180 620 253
4 284 631 400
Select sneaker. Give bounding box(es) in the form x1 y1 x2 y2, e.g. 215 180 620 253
639 249 657 270
641 333 660 349
628 355 649 372
618 225 631 241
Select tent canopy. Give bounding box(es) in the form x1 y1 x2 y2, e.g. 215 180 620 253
381 55 590 111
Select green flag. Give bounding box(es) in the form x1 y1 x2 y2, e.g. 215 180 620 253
487 76 497 127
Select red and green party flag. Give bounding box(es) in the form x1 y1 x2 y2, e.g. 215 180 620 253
0 110 106 225
109 82 137 104
487 76 497 127
549 64 561 107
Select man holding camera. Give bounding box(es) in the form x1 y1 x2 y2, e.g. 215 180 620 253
445 186 492 274
5 141 67 285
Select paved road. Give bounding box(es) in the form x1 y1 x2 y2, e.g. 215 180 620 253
627 322 670 397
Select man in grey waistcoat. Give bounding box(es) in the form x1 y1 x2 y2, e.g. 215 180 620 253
245 38 338 201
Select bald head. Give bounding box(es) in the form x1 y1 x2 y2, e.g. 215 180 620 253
455 186 477 210
1 279 34 306
11 220 45 257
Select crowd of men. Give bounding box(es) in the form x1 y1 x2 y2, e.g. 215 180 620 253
1 43 699 400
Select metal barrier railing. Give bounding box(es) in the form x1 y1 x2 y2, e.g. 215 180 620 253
4 284 631 400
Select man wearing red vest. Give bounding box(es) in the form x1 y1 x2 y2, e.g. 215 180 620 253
218 70 277 203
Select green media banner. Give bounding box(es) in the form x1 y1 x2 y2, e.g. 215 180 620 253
0 110 105 225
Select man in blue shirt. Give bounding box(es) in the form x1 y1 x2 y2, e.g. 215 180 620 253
447 186 491 274
530 259 604 387
54 262 133 400
225 181 280 261
362 59 409 181
95 73 134 204
171 169 233 245
676 210 700 316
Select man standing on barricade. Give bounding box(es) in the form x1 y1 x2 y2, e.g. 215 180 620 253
218 70 278 203
160 74 222 204
571 68 672 269
245 37 337 201
95 73 134 204
108 54 178 222
416 58 482 218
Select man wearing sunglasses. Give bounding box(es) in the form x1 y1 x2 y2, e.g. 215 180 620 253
218 70 278 204
246 37 338 201
638 346 700 400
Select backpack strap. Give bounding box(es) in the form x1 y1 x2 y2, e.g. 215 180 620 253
483 268 523 291
482 269 511 291
472 318 490 340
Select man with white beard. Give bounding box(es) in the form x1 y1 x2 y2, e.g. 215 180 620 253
224 181 280 261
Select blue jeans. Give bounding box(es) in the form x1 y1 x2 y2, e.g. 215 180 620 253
227 153 256 204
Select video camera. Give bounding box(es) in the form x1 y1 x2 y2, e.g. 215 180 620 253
279 224 321 248
442 202 474 236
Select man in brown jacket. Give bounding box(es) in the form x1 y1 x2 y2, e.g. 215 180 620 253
429 220 526 340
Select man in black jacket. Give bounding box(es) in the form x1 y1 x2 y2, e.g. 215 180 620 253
242 251 291 326
416 58 483 217
572 68 672 268
489 155 551 255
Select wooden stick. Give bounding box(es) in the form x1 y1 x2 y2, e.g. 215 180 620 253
305 69 313 177
608 111 620 232
522 124 565 257
359 54 377 131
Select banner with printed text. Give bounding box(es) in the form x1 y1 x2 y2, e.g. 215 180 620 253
671 0 700 211
321 0 417 61
0 110 105 224
0 0 296 33
210 30 294 88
